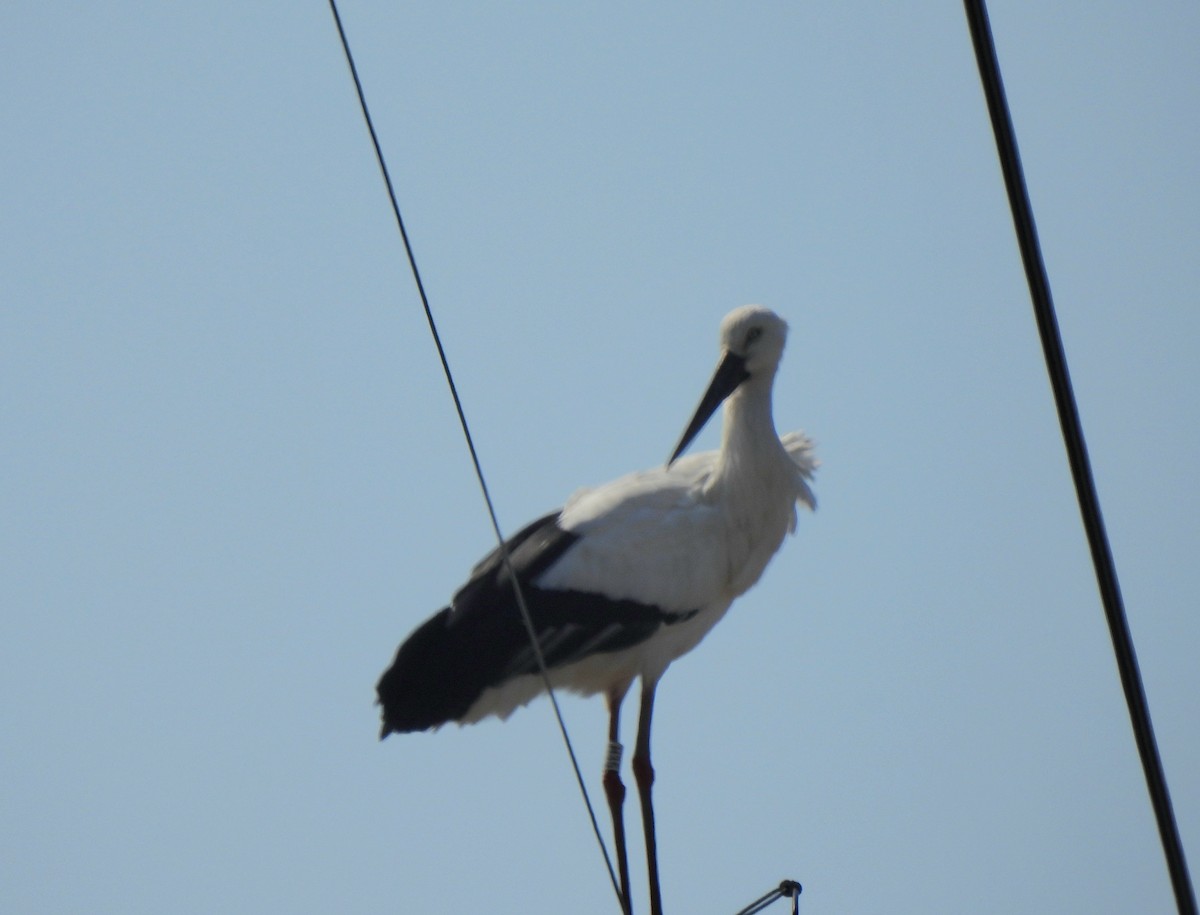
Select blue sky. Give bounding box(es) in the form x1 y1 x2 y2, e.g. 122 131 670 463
2 4 1197 913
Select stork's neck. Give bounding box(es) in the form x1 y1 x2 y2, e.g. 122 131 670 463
708 373 796 596
714 375 788 485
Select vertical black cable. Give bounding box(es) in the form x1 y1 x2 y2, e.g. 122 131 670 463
962 3 1196 913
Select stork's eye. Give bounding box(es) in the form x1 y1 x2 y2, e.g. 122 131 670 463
745 326 763 346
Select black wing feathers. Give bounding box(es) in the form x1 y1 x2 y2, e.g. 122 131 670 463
376 512 678 737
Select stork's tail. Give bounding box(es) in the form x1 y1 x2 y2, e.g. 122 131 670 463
376 606 479 737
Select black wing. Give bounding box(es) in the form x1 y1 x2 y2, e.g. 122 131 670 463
376 511 682 735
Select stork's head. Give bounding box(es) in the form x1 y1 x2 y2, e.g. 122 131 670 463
669 305 789 465
719 304 789 379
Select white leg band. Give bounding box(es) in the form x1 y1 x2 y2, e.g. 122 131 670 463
605 740 623 773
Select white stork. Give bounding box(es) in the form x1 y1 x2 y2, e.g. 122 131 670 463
377 305 817 915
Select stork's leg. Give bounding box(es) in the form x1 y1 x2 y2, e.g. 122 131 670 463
633 679 663 915
604 685 633 915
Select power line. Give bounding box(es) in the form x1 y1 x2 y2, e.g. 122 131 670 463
325 2 626 910
962 3 1196 913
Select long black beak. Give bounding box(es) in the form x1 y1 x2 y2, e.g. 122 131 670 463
668 349 749 466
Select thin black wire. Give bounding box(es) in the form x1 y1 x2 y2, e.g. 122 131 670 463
962 4 1196 913
326 2 625 910
734 880 802 915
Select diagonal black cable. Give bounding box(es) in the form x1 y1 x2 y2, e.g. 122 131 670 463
326 2 627 910
734 880 802 915
962 3 1196 913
